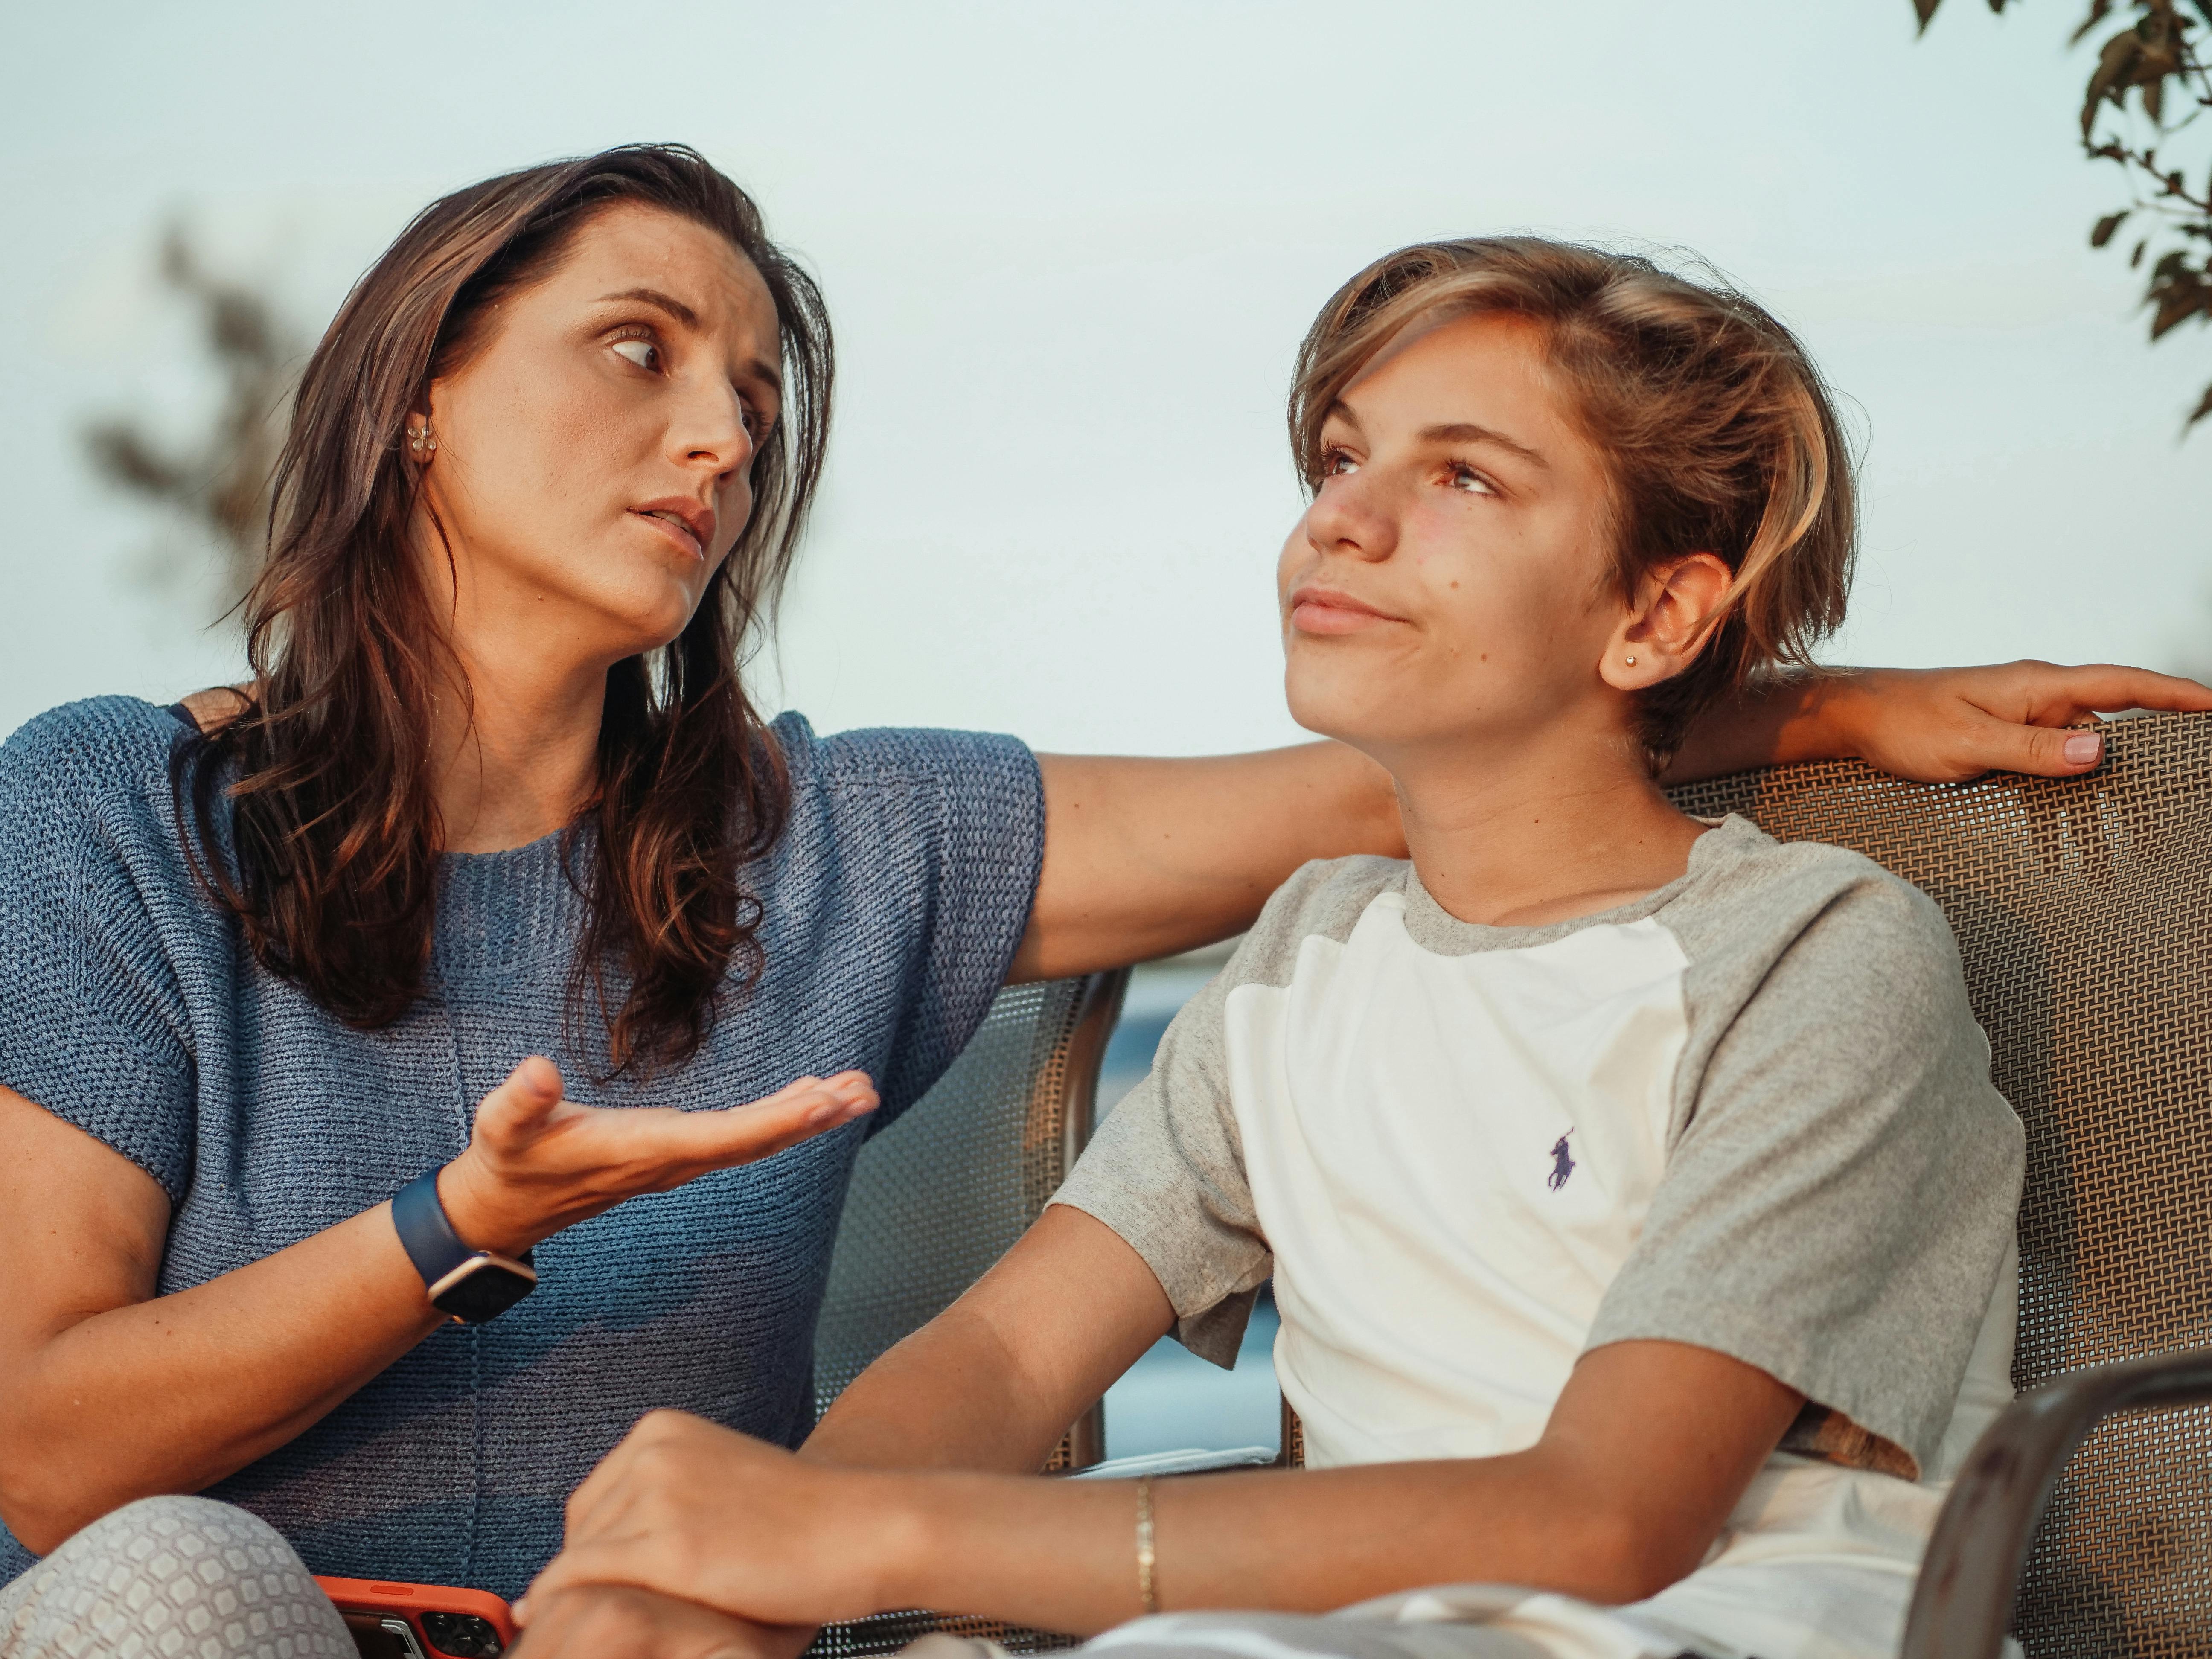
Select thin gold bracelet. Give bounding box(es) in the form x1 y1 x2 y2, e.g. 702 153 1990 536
1135 1474 1159 1616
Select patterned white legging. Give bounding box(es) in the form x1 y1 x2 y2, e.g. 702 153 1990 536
0 1497 352 1659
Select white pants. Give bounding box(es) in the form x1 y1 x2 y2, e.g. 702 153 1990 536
0 1496 352 1659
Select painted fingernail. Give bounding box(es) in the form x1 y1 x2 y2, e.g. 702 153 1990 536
2064 732 2101 765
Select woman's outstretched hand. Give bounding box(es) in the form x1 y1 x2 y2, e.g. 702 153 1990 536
438 1059 878 1259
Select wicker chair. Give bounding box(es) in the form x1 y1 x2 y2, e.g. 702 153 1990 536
1668 710 2212 1659
807 970 1127 1658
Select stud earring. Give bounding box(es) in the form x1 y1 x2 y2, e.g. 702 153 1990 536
408 422 439 459
1625 655 1638 666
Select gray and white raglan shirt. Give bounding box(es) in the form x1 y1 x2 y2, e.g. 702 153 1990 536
1055 815 2025 1659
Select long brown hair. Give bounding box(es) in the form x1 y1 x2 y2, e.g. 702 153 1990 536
175 144 833 1074
1289 237 1855 772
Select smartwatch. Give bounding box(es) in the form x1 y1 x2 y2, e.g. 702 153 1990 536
391 1168 538 1324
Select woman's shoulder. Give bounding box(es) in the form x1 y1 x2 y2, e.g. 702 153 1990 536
770 711 1041 846
763 710 1043 923
771 710 1035 793
2 694 193 805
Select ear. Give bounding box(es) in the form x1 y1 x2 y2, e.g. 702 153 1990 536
1597 553 1733 693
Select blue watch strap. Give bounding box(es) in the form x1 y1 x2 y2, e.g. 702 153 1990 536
391 1168 533 1288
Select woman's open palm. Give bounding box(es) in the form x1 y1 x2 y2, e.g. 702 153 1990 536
438 1057 878 1258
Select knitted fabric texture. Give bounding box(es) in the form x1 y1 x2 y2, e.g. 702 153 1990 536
0 697 1044 1599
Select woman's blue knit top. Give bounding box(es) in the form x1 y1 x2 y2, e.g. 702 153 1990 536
0 696 1045 1598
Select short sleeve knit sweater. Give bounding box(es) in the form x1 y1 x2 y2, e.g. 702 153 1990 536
0 696 1045 1598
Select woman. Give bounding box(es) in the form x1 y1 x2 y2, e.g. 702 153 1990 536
0 144 2194 1642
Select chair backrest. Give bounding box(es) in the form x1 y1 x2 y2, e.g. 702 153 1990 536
809 971 1126 1659
1670 711 2212 1659
812 969 1129 1470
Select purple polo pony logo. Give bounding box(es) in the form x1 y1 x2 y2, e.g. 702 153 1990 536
1547 1134 1575 1192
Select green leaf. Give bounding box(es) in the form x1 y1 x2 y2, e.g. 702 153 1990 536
2094 209 2132 246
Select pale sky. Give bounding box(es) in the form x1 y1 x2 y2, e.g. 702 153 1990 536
4 0 2207 754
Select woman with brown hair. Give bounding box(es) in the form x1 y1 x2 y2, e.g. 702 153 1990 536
0 147 2194 1652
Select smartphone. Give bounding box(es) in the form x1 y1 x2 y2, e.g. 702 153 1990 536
315 1575 516 1659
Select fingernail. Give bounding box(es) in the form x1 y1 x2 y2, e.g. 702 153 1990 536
2064 732 2101 765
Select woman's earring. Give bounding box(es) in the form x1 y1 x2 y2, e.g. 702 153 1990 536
409 422 439 459
1625 655 1638 666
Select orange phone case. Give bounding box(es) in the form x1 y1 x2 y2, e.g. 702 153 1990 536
315 1575 517 1654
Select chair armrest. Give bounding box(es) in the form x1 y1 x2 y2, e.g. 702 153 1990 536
1901 1347 2212 1659
1071 1447 1278 1480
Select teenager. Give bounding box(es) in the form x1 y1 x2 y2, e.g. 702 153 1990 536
518 237 2068 1659
0 144 2194 1652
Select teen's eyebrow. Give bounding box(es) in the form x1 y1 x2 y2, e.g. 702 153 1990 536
1418 422 1549 469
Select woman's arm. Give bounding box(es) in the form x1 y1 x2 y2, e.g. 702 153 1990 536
0 1060 875 1553
1010 745 1400 981
1018 662 2212 979
1667 660 2212 784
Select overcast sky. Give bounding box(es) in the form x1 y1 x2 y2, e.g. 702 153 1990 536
4 1 2207 754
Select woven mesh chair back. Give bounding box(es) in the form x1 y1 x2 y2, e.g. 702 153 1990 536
808 970 1126 1658
1668 711 2212 1659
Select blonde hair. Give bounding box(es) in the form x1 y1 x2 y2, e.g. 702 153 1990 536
1288 237 1855 771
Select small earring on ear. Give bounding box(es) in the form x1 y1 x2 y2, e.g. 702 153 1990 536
408 422 439 459
1625 655 1638 666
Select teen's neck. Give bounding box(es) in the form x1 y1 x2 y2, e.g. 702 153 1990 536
1388 735 1709 931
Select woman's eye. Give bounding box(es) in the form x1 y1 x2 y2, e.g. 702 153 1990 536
1449 465 1496 495
1324 448 1359 477
611 338 659 371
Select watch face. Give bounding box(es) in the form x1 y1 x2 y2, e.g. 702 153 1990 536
431 1258 537 1324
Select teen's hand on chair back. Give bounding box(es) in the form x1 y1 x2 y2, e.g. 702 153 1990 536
437 1057 876 1259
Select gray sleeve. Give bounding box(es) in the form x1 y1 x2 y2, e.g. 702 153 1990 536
1051 855 1403 1368
1586 860 2024 1480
